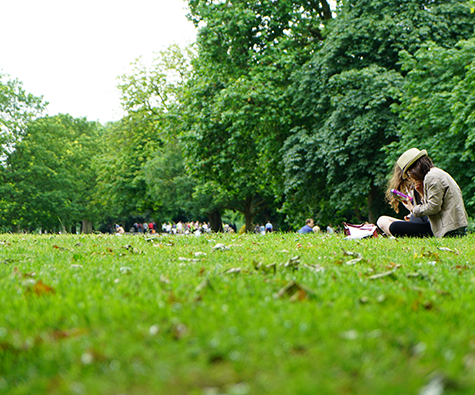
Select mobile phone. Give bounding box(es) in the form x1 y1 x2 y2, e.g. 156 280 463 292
390 189 413 203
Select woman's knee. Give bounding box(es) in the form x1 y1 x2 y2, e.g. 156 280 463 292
377 216 396 235
377 216 390 229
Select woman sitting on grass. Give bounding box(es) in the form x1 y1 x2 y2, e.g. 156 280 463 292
377 148 468 238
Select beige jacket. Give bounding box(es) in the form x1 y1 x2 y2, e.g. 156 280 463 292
412 167 468 237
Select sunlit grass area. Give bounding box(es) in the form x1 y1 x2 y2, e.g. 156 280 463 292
1 232 475 394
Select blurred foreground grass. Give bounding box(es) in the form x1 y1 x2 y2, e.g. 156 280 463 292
1 232 475 395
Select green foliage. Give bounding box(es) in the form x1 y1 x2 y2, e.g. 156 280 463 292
142 139 197 221
95 119 159 221
117 44 194 134
188 0 331 69
0 114 104 231
183 0 333 230
2 233 475 393
0 73 46 159
97 46 195 222
284 66 403 225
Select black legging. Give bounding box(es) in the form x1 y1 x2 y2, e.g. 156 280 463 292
389 220 433 238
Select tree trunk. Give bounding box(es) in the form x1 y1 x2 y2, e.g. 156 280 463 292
82 219 93 234
367 186 379 224
243 196 254 232
320 0 333 20
208 210 223 233
244 213 254 232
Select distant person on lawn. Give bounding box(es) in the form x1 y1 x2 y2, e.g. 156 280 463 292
298 218 314 234
377 148 468 238
265 220 273 233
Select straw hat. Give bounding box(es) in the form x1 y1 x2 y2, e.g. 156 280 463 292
397 148 427 179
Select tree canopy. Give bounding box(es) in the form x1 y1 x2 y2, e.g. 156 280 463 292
0 114 103 232
2 0 475 233
182 0 334 231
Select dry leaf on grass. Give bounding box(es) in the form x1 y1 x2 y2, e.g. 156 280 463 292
302 263 325 273
274 280 315 301
254 260 276 274
13 267 35 278
438 247 459 254
52 245 71 251
367 270 398 280
280 256 300 269
341 248 364 265
341 248 362 258
178 257 200 262
119 266 132 275
346 257 364 265
194 279 213 301
222 267 242 275
49 328 86 341
169 323 188 340
24 280 55 296
195 278 211 293
212 243 230 251
406 272 423 278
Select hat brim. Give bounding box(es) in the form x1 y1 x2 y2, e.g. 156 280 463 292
401 149 427 179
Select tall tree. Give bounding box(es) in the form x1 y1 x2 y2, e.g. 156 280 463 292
283 0 475 225
0 73 46 231
1 114 104 232
183 0 332 230
97 45 194 222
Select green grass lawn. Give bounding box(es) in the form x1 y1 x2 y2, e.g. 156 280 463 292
1 232 475 395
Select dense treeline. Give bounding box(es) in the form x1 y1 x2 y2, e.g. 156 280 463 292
1 0 475 233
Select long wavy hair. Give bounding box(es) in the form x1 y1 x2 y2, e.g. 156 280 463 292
385 163 414 213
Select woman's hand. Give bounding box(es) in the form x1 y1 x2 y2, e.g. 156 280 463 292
402 200 414 212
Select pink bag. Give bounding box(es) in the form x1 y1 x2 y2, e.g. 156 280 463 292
343 223 378 239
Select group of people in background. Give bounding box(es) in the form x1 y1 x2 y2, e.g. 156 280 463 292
133 221 158 234
163 221 212 235
298 218 336 235
109 221 159 235
112 221 218 236
111 218 338 236
253 220 274 234
110 221 210 236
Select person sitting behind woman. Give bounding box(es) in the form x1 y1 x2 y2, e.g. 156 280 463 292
377 148 468 238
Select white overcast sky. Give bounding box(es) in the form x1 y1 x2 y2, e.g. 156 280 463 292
0 0 197 123
1 1 337 124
